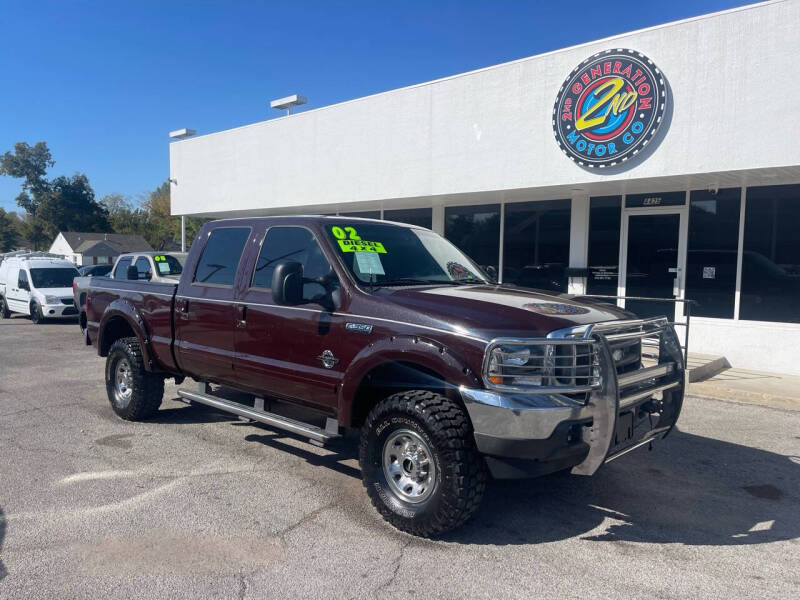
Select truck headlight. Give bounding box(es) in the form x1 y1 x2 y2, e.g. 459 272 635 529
45 295 59 304
484 340 599 392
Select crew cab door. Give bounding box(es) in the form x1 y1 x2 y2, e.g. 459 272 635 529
233 225 343 410
174 226 253 384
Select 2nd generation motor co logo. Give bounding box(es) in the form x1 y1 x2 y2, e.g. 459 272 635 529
553 49 668 168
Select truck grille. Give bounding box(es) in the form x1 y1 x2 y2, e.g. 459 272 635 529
60 298 74 305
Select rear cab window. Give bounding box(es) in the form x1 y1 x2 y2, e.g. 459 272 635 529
114 257 132 279
193 227 251 287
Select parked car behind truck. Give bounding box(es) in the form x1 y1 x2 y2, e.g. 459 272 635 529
86 216 685 536
0 252 79 322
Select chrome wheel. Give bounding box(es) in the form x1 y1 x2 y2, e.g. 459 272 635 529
382 429 437 504
113 358 134 408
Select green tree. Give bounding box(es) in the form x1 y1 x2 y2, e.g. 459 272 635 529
101 193 149 237
0 141 109 247
0 142 53 213
0 208 21 252
141 181 206 250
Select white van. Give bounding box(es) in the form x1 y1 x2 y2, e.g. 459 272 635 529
0 253 80 323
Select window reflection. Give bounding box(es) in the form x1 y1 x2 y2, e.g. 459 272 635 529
740 185 800 323
502 200 571 293
685 188 741 318
339 210 381 219
384 207 432 229
444 204 500 276
587 196 621 297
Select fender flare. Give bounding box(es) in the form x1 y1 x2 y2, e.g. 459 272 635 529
97 298 157 372
337 334 482 426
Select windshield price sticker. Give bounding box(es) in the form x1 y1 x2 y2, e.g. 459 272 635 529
338 239 386 253
153 255 167 262
355 251 385 275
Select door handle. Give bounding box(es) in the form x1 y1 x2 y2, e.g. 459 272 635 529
236 304 247 328
177 298 189 319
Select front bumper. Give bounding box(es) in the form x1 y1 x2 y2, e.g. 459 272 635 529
462 319 685 479
41 302 78 318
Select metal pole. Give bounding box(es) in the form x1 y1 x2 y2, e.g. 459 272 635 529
684 301 691 366
181 215 186 252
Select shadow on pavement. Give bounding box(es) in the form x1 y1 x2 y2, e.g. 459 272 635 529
148 398 800 547
241 423 800 547
443 428 800 546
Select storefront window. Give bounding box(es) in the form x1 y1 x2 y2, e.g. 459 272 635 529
586 196 621 297
740 185 800 323
384 207 432 229
339 210 381 219
685 188 741 318
444 204 500 276
502 199 570 292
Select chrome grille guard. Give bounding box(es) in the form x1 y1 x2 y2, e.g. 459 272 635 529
547 317 686 475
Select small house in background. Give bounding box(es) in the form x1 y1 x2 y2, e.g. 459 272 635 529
48 232 153 266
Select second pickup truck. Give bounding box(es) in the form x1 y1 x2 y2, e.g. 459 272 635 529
87 216 685 536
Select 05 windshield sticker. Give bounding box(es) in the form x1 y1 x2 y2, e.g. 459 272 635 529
331 226 387 253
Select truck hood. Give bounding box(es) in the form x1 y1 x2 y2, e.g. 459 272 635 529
377 284 636 339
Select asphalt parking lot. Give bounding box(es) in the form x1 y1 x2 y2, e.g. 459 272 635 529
0 316 798 599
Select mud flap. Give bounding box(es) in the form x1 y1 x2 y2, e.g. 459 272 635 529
571 339 618 476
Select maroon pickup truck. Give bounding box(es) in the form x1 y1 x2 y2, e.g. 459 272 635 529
86 216 685 536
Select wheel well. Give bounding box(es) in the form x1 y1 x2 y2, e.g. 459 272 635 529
349 361 462 428
99 316 136 356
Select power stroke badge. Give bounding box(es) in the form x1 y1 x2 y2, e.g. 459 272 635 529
553 49 667 168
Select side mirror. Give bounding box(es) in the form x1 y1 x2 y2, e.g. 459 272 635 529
126 265 139 281
19 280 29 291
271 260 303 305
485 265 498 283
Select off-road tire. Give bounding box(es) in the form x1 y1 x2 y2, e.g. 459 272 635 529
30 302 43 324
359 390 487 537
105 337 164 420
0 296 9 319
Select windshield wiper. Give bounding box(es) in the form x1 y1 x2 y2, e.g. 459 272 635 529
370 278 486 289
372 278 441 287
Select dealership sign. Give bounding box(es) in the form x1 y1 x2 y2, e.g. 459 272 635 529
553 49 667 168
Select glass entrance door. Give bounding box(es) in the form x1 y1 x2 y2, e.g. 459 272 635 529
623 213 683 319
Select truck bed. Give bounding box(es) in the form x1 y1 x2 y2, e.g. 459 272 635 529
87 278 178 373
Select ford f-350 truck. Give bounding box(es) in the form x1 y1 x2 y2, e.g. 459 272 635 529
86 216 685 536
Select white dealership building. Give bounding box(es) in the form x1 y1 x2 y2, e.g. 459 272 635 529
169 0 800 375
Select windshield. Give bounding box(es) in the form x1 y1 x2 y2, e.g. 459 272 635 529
153 254 184 276
324 223 488 286
30 267 79 288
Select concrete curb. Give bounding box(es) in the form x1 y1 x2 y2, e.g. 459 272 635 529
687 383 800 412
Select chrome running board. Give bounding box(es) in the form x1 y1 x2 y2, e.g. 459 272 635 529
177 384 340 445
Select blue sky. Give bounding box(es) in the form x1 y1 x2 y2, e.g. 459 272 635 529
0 0 752 212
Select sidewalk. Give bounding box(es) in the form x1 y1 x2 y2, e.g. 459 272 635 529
687 365 800 411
